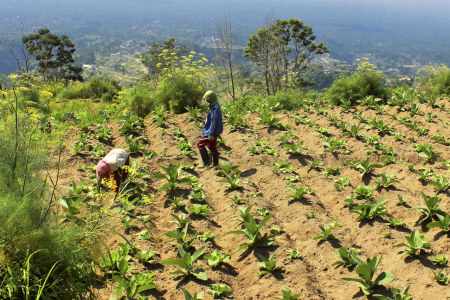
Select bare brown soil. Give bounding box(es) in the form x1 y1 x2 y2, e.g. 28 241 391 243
57 100 450 299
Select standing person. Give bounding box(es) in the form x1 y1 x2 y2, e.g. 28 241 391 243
197 91 223 168
96 149 131 192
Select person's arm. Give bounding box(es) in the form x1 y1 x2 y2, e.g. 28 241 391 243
209 105 217 140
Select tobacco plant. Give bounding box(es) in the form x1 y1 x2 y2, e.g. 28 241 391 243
408 192 444 224
313 225 336 241
341 254 395 295
432 270 450 285
286 250 302 261
208 284 232 298
186 204 213 217
393 229 430 256
373 285 413 300
273 286 302 300
426 212 450 232
351 197 389 221
203 250 231 268
165 223 195 251
356 157 383 177
227 212 275 254
431 254 448 265
374 172 399 189
332 246 363 268
257 253 283 277
162 246 208 281
154 162 196 192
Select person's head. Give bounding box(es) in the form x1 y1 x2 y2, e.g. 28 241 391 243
96 160 110 182
203 90 217 104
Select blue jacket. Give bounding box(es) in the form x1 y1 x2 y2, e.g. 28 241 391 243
203 103 223 136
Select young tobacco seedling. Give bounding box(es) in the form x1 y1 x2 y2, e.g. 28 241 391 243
283 141 306 155
305 211 317 219
393 229 429 256
419 146 442 165
208 284 232 298
341 254 395 295
135 250 157 264
332 246 363 268
431 254 448 265
334 177 350 191
162 246 208 281
344 193 357 207
256 159 267 165
426 212 450 232
256 207 270 216
169 213 190 229
186 204 213 217
343 123 364 138
286 184 311 204
181 288 204 300
307 159 324 170
396 194 407 205
428 175 450 192
408 191 444 224
286 250 302 261
323 166 340 179
165 223 195 251
169 195 185 209
374 172 399 189
354 185 374 199
351 197 389 221
197 232 219 242
356 157 383 177
204 250 231 268
257 253 283 277
373 284 413 300
154 162 196 192
227 209 275 254
432 270 450 285
388 218 406 228
227 192 247 207
216 161 242 190
329 218 342 228
273 286 301 300
313 225 336 241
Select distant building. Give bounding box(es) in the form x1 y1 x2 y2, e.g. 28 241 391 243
82 65 96 70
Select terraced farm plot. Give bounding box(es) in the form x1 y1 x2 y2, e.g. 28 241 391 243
60 98 450 299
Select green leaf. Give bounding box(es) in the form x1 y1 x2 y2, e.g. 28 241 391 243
192 268 208 280
374 272 395 285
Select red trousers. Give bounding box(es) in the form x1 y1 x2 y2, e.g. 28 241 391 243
197 136 218 153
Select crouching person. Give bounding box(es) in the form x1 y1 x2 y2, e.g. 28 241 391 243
197 91 223 168
96 149 131 192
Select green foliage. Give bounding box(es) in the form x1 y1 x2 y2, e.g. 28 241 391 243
356 157 383 177
153 162 196 192
257 253 283 277
432 69 450 96
157 74 203 114
373 285 413 300
285 250 302 261
181 288 204 300
203 250 231 268
374 172 399 189
332 246 363 268
227 206 275 254
393 229 429 257
286 184 313 204
313 225 336 241
431 254 448 265
272 286 301 300
165 223 195 251
341 254 395 295
426 212 450 232
408 192 444 224
121 84 158 118
351 197 389 221
327 72 390 106
208 283 233 298
432 270 450 285
185 204 213 217
162 246 208 281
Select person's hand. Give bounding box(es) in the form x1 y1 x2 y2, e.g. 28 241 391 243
208 135 214 140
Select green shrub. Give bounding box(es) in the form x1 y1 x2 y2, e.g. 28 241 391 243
19 88 40 109
326 72 390 106
157 74 203 114
432 69 450 97
121 84 158 117
81 77 121 99
0 116 95 299
101 91 113 102
57 86 83 100
266 89 305 110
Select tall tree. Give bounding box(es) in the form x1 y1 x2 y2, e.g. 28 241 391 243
244 18 329 95
211 13 242 100
139 37 187 87
22 28 83 82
